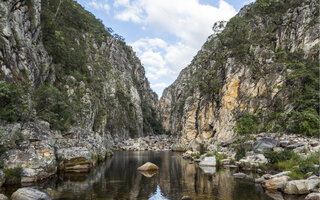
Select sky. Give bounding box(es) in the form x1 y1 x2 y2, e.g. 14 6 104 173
75 0 255 97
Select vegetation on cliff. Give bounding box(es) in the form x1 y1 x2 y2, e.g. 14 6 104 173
160 0 319 140
0 0 165 136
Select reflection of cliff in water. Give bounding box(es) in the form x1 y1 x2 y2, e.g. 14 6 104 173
43 151 277 200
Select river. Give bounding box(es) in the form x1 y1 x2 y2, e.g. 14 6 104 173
3 151 277 200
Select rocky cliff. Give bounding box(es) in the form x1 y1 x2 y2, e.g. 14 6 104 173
0 0 164 183
160 0 319 148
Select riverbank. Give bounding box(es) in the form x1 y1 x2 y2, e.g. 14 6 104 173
179 132 320 199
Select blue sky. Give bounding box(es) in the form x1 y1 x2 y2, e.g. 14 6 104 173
75 0 255 97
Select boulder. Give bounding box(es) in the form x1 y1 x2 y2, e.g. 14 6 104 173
0 170 5 187
305 193 320 200
284 179 319 194
253 137 279 153
263 174 273 180
254 177 265 184
11 188 51 200
137 162 159 171
286 142 306 150
280 140 290 148
310 141 319 147
264 176 290 190
270 171 291 178
220 138 237 147
0 194 8 200
171 144 186 152
199 156 216 167
232 173 247 179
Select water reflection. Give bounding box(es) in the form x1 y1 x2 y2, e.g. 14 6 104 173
3 151 277 200
139 170 158 178
149 186 170 200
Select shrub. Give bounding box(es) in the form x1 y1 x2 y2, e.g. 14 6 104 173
235 145 246 161
266 151 320 179
4 167 23 185
216 153 228 166
234 112 259 134
264 150 296 164
0 81 28 122
190 152 200 159
34 85 74 130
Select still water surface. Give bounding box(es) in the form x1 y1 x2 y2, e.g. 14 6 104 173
5 151 276 200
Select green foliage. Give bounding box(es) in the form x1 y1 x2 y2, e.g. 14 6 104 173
216 153 228 166
0 81 28 122
190 152 200 159
234 112 259 134
218 16 250 59
252 0 305 16
34 84 74 130
264 150 296 164
199 143 205 155
4 167 23 185
142 101 166 135
235 145 246 161
41 0 113 81
266 151 320 179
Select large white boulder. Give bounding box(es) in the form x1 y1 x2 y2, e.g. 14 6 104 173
284 179 320 194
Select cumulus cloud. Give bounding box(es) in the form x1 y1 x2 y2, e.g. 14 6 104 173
151 83 168 88
87 0 110 13
114 0 237 96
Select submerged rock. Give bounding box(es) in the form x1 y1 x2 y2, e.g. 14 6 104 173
137 162 159 171
199 156 216 166
232 173 247 179
11 188 51 200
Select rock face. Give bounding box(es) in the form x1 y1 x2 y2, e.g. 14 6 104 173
0 0 164 183
284 179 319 194
0 0 51 86
11 188 51 200
137 162 159 171
159 0 319 147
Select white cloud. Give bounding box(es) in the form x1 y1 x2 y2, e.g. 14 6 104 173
88 0 110 13
116 0 237 96
151 83 168 88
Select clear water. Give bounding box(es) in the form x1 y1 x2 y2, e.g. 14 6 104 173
2 151 291 199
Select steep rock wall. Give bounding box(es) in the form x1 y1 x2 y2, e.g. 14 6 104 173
160 0 319 147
